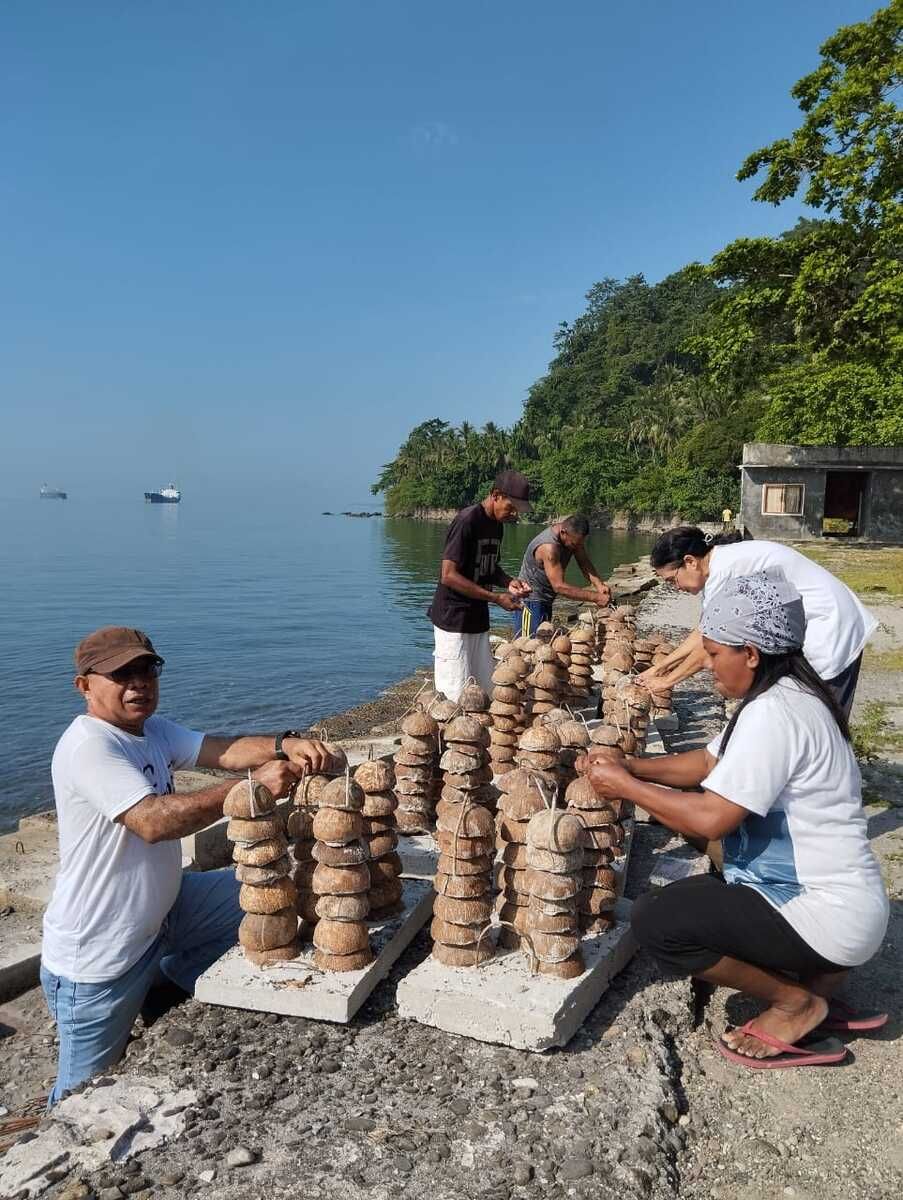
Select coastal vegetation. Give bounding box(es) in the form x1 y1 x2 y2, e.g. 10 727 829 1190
373 4 902 521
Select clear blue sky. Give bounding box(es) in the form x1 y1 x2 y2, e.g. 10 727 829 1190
0 1 880 507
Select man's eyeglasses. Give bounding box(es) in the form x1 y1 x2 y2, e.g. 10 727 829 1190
89 660 164 684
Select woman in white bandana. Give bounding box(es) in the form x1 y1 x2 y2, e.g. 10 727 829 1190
581 571 889 1070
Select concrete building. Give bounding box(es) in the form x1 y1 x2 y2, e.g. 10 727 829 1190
739 443 903 542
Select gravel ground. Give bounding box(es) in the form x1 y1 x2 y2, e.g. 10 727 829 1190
2 580 901 1200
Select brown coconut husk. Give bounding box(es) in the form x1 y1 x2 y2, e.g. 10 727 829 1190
315 892 370 922
430 917 484 947
223 780 276 820
313 947 374 972
313 919 370 956
432 940 495 967
238 908 299 951
244 941 301 966
354 760 394 793
433 895 493 926
233 837 289 867
227 814 285 844
235 856 292 885
312 808 363 844
434 871 490 899
312 862 370 895
538 952 585 979
239 877 297 914
436 852 493 877
312 840 369 867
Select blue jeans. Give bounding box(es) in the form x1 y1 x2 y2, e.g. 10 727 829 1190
40 867 241 1105
512 599 552 638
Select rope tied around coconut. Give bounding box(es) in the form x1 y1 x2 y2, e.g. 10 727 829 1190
474 918 539 975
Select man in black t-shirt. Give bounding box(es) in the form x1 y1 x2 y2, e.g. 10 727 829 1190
427 470 532 701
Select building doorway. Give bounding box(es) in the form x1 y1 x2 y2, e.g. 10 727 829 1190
823 471 868 536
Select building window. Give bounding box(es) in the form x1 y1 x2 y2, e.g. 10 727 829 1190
761 483 804 516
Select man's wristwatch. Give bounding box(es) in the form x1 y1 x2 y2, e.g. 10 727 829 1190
274 730 303 760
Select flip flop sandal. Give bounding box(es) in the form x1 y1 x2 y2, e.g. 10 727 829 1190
714 1021 848 1070
817 999 889 1033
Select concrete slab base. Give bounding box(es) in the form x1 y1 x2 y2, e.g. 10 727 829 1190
397 833 438 880
195 879 434 1022
396 897 636 1052
0 942 42 1003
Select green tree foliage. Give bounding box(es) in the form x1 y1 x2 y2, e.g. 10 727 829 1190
374 4 902 518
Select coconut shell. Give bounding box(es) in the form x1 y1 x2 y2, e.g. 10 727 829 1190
395 775 431 796
519 726 561 753
285 808 314 840
530 931 580 963
244 941 301 966
354 760 395 793
517 750 560 771
459 684 490 713
579 887 617 915
368 878 404 909
362 792 401 820
433 895 493 926
435 802 494 838
430 917 485 947
527 908 577 935
313 918 370 956
227 814 285 845
538 952 585 979
292 857 316 887
435 830 495 860
312 808 363 844
525 867 579 900
557 721 591 748
494 761 516 776
489 699 520 717
497 789 546 821
395 809 432 832
577 806 621 828
439 748 485 774
293 774 331 808
393 749 435 768
488 745 515 763
319 775 365 812
234 856 291 889
393 761 433 781
525 845 583 873
495 813 532 845
401 711 439 738
233 836 289 866
496 900 531 932
490 714 520 732
292 838 315 863
314 947 374 972
223 780 276 819
444 767 493 790
589 724 621 747
526 810 584 852
491 663 520 686
489 727 519 747
361 814 395 835
583 825 624 850
400 733 438 756
363 833 397 859
499 841 528 869
582 865 617 889
239 877 298 914
313 840 368 867
434 871 490 899
315 892 370 921
312 862 370 896
238 907 298 951
368 857 402 886
432 940 495 967
436 852 492 877
297 891 320 924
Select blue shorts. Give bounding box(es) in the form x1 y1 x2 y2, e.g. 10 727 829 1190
512 599 553 638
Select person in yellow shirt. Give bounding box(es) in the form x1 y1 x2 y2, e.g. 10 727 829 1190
722 507 733 529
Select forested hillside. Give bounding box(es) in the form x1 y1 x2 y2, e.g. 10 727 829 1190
373 3 902 521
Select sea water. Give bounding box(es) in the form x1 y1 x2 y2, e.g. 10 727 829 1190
0 494 651 829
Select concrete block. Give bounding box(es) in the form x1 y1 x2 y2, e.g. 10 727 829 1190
195 879 434 1022
396 898 636 1052
653 713 680 732
0 942 42 1003
648 845 708 889
397 833 437 880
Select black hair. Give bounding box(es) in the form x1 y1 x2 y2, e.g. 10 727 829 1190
718 648 850 754
650 525 743 569
560 514 590 537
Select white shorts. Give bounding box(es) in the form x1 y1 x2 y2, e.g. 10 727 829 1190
433 627 495 703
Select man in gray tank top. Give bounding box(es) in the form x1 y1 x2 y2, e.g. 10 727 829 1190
513 515 610 636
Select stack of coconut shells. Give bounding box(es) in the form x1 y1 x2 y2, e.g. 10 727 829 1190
488 651 529 776
289 748 348 931
565 771 622 933
227 779 300 966
432 714 496 966
544 714 591 787
493 767 547 948
311 770 373 971
604 681 653 755
524 639 568 723
567 626 596 706
646 637 677 725
525 807 586 978
393 710 441 835
355 758 404 916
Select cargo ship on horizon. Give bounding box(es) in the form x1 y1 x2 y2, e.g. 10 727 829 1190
40 484 67 499
144 484 181 504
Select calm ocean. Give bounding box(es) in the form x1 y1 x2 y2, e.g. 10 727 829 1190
0 494 651 831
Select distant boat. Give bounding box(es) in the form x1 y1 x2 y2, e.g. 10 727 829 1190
145 484 181 504
40 484 67 500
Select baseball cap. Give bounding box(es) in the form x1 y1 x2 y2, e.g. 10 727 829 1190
493 469 531 513
75 627 164 675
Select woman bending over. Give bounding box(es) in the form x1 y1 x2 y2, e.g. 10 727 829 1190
583 571 888 1068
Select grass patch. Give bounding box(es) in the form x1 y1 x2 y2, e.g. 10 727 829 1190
851 701 893 763
796 545 903 597
864 645 903 672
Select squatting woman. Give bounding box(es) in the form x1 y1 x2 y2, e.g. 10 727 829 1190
582 572 889 1068
639 526 876 714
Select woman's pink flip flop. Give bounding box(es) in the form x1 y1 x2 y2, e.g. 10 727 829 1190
715 1021 848 1069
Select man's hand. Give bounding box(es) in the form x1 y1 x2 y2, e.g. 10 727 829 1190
495 592 523 612
252 759 302 798
582 757 635 801
593 583 611 606
508 578 531 599
283 738 335 774
577 746 625 771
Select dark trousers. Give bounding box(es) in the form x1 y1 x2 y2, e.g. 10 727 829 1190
825 653 862 718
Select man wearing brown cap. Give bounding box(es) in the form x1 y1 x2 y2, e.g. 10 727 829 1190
40 626 331 1105
427 470 532 701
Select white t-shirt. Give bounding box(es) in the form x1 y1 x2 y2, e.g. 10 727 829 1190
703 679 888 967
704 541 877 678
42 713 204 982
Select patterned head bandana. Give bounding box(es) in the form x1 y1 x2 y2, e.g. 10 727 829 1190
700 570 806 655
